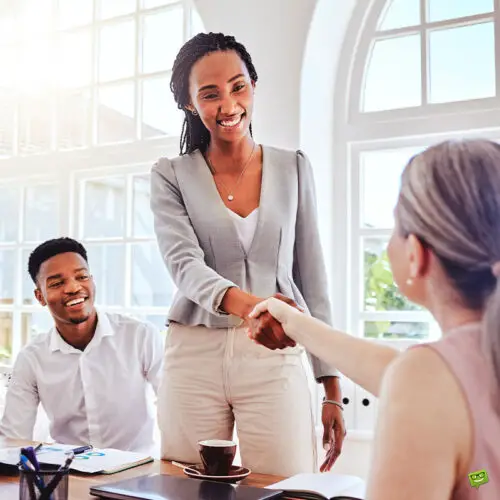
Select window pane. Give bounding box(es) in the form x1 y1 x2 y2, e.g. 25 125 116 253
82 177 126 238
378 0 420 30
17 39 54 94
23 248 36 305
99 0 136 19
24 184 59 242
133 174 154 237
0 14 20 46
0 93 15 158
132 314 168 333
97 83 136 144
18 0 53 39
86 245 125 306
364 238 421 312
364 321 430 340
142 0 180 8
57 0 93 29
362 35 421 112
57 90 91 150
0 250 16 305
429 22 495 104
99 21 135 82
142 77 183 137
131 242 175 307
21 311 53 346
361 147 425 228
143 7 184 73
0 46 17 88
0 312 13 362
0 187 19 242
18 98 53 156
428 0 493 23
56 30 92 89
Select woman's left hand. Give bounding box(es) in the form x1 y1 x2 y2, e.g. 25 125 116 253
320 403 346 472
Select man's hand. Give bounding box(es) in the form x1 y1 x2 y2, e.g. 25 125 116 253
247 294 302 349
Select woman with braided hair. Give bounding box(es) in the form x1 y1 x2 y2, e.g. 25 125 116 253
150 32 344 475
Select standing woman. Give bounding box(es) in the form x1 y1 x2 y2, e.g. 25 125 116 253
150 32 344 476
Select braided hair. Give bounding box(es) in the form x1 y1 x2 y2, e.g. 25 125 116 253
170 32 258 155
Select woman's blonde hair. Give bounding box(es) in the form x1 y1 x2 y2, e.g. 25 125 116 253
395 139 500 379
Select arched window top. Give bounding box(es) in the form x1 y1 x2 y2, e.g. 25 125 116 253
358 0 497 113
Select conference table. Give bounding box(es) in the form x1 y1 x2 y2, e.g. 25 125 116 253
0 439 284 499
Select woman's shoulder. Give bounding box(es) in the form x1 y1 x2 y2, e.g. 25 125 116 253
262 145 311 168
151 151 203 184
153 150 201 169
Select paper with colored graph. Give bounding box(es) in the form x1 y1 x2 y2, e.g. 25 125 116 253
0 443 153 474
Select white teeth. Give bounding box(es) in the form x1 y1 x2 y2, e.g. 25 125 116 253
66 298 85 307
220 116 242 127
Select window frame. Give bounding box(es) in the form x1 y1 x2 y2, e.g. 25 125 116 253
0 0 202 368
332 0 500 431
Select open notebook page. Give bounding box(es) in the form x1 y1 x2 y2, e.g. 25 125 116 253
267 473 365 499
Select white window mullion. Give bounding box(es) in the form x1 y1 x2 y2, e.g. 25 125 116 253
351 148 362 339
420 0 428 106
494 0 500 96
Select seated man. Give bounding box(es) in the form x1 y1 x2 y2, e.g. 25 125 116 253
0 237 163 454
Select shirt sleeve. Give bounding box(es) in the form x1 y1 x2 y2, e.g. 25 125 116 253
0 350 39 440
150 158 237 315
293 150 340 381
141 323 164 396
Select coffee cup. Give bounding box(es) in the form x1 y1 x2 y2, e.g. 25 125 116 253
198 439 237 476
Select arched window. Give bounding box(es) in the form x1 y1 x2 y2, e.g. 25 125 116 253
0 1 204 366
334 0 499 430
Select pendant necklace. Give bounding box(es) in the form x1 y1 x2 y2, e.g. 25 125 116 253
206 143 257 202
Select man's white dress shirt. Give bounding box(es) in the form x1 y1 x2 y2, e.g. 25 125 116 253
0 311 163 454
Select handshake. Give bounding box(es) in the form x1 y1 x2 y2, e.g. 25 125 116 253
246 293 303 350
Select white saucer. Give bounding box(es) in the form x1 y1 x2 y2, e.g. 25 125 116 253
183 464 251 483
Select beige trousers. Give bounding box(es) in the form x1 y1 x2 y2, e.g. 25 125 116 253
157 322 317 476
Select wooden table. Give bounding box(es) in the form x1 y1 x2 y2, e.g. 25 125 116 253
0 439 283 499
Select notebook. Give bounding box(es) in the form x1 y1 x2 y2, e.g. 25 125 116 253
266 473 365 500
0 444 153 474
89 473 283 499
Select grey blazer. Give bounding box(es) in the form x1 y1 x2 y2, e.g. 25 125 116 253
150 145 339 380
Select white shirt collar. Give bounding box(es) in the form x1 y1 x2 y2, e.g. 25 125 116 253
49 309 115 353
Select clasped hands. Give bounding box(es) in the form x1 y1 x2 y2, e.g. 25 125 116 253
246 293 301 349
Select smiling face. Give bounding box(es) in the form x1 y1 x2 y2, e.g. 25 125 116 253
187 50 255 144
468 469 489 488
34 252 96 326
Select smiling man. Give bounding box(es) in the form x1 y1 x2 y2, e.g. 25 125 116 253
0 237 163 454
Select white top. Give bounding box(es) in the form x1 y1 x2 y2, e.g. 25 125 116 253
0 311 163 454
227 207 259 254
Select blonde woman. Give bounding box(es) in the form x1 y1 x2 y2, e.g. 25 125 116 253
251 139 500 499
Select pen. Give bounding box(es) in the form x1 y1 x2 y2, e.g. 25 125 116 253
20 455 44 496
38 452 74 500
23 446 41 471
19 456 38 500
69 444 93 455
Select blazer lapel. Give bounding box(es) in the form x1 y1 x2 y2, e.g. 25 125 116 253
186 150 246 259
246 146 285 262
